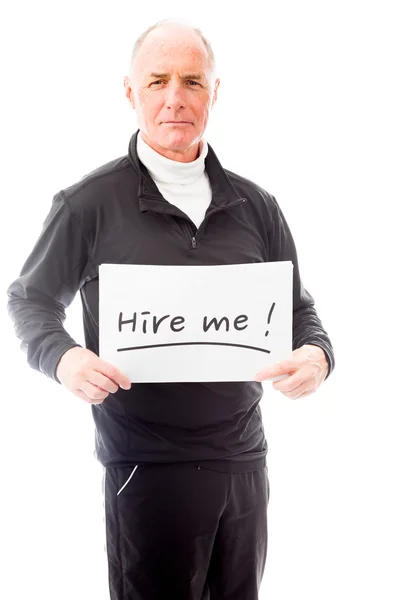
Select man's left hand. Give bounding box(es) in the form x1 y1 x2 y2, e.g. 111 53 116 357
254 344 329 399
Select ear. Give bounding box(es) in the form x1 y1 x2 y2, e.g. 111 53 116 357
211 79 220 108
124 76 135 109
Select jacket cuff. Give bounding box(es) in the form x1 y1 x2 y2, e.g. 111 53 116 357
45 342 83 384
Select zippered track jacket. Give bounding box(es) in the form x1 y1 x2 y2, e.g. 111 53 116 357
7 129 335 472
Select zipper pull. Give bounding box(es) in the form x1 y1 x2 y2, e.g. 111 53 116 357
191 236 197 249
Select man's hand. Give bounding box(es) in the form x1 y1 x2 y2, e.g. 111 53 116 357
56 347 131 404
254 344 329 399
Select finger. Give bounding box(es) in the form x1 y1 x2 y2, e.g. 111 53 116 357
89 370 119 394
96 360 131 390
282 380 313 400
74 388 106 405
80 380 110 402
295 389 314 400
272 366 313 392
255 358 299 381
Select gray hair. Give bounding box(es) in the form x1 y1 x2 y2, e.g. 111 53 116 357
128 18 217 83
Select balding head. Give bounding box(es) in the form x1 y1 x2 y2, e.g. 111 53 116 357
128 19 216 85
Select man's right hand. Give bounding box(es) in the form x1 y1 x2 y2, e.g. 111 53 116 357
56 346 131 404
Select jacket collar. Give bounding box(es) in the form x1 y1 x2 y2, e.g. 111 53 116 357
127 129 245 213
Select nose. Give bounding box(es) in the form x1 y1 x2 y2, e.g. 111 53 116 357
164 82 186 110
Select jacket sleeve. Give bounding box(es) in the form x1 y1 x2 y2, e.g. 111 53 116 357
6 190 92 384
269 195 335 380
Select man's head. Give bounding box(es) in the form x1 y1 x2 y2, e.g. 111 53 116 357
124 19 220 162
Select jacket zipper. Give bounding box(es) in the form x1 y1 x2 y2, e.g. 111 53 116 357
188 197 247 250
182 220 197 248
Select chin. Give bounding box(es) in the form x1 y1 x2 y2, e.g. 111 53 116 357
162 133 195 148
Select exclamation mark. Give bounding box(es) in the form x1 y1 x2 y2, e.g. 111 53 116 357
265 302 276 337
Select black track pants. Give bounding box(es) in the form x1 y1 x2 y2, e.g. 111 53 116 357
103 462 270 600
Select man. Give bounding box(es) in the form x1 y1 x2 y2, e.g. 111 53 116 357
7 18 335 600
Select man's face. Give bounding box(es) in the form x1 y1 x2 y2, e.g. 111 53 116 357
124 25 220 162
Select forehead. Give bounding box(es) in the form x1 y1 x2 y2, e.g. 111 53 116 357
135 27 211 77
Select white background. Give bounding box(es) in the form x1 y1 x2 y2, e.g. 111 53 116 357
1 1 399 598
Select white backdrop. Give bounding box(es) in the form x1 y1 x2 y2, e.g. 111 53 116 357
1 1 399 598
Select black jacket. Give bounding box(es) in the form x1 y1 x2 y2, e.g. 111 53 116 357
7 129 335 472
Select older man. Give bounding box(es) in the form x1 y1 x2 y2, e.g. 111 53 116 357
7 18 335 600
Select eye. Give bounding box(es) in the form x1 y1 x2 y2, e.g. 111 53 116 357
150 80 199 86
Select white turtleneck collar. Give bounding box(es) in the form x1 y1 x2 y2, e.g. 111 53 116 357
136 130 209 185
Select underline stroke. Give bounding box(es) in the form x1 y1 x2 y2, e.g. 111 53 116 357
117 342 270 354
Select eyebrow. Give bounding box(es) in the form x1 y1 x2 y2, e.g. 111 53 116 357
148 72 204 81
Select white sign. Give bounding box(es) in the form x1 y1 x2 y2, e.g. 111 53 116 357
99 262 293 383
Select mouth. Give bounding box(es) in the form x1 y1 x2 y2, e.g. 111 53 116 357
163 121 191 125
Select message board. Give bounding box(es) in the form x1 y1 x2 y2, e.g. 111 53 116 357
99 262 293 383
